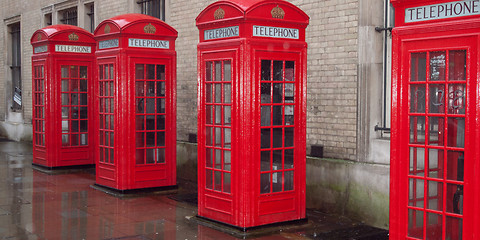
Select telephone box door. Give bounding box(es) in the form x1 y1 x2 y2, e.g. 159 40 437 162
133 58 176 188
392 35 477 239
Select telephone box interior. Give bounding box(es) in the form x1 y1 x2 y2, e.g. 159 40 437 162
390 0 480 239
30 25 95 168
93 14 178 191
196 0 309 228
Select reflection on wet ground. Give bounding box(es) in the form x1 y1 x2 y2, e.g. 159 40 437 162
0 140 388 239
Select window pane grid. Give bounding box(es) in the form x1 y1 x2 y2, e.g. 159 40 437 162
205 60 232 194
260 60 295 194
33 65 45 147
407 50 465 239
61 65 89 147
135 64 166 165
99 64 114 164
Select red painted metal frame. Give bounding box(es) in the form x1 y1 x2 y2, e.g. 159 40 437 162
391 1 480 239
30 25 96 168
196 0 308 228
93 14 178 191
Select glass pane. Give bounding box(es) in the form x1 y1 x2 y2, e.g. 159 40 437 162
426 213 443 240
214 149 221 169
408 209 424 239
224 106 231 125
448 84 466 114
446 217 463 239
273 83 283 103
285 149 294 169
145 98 154 114
61 66 69 78
224 151 231 171
224 61 231 82
224 128 231 146
411 52 427 82
80 66 87 78
273 128 282 148
285 83 294 101
136 149 145 164
146 132 155 147
428 117 444 146
261 60 271 81
71 66 79 78
156 148 165 163
215 61 221 82
273 150 282 170
80 94 87 105
147 81 155 96
157 132 165 146
157 82 165 97
206 169 213 189
447 183 464 214
447 151 464 181
205 127 213 146
215 84 221 103
224 84 231 103
261 83 271 103
62 134 69 146
409 147 425 176
136 82 144 97
62 80 69 91
136 133 144 147
273 61 283 81
215 106 221 124
260 173 270 194
99 66 104 80
146 149 155 164
136 116 145 130
206 148 213 168
80 120 87 132
157 65 165 80
410 116 426 144
206 84 212 103
410 84 426 113
285 127 294 147
80 107 87 119
449 50 466 81
409 178 424 207
429 84 444 113
72 94 79 105
427 181 443 211
135 64 144 79
261 106 271 126
428 148 443 179
214 171 222 191
261 129 270 149
206 105 213 124
261 151 270 172
206 62 212 82
447 118 465 148
273 106 283 126
223 172 231 193
62 94 69 105
285 106 294 125
62 120 69 132
285 171 294 191
430 51 446 81
285 61 294 81
146 116 155 130
71 134 79 146
272 172 282 192
154 115 164 130
80 134 88 145
146 64 155 79
105 65 110 80
157 98 165 113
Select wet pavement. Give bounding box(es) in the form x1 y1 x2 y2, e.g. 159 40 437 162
0 140 388 240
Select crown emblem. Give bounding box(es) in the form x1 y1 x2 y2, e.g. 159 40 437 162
104 24 111 34
271 5 285 19
68 32 79 41
37 34 42 41
214 7 225 20
144 23 156 34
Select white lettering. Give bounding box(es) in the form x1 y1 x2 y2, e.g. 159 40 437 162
204 26 240 40
252 25 299 39
34 45 48 54
55 45 91 53
99 39 119 49
406 0 480 23
128 38 169 49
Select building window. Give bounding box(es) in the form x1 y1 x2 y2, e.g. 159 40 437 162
60 7 78 26
85 3 95 33
10 23 21 111
45 13 52 26
137 0 165 21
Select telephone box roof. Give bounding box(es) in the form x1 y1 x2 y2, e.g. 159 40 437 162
31 24 95 44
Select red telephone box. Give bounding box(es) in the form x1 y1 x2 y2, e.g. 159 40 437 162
93 14 177 191
390 0 480 239
30 25 95 168
196 0 309 228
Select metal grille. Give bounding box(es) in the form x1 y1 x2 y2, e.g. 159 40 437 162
87 4 94 32
137 0 165 21
10 23 21 111
61 8 78 26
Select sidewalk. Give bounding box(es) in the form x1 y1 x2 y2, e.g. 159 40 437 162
0 140 388 239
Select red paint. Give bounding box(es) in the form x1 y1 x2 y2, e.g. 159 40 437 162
30 25 96 168
93 14 178 191
196 0 309 228
391 1 480 239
